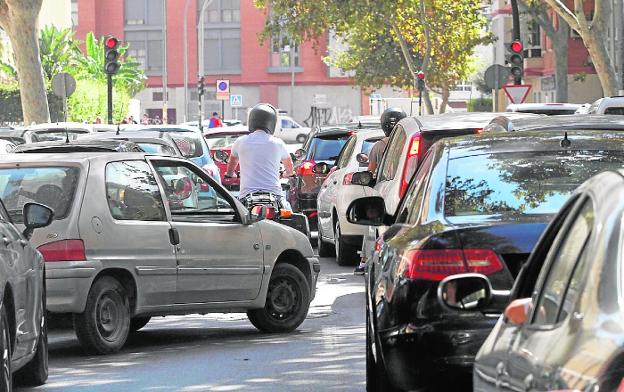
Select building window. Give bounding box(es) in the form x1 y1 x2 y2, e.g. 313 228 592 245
71 0 78 27
199 0 241 74
270 33 299 68
452 80 471 92
124 0 164 75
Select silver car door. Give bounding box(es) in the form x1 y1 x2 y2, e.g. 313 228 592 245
150 158 264 304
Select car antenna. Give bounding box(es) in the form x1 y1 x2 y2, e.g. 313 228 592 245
560 132 571 148
65 126 70 144
358 121 362 129
116 124 121 135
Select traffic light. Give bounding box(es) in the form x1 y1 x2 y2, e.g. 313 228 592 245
417 71 426 92
197 76 205 97
104 36 121 75
508 40 524 85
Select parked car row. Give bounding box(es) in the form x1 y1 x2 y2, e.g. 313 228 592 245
314 109 624 391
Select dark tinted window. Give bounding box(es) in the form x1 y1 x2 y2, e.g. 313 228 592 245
604 107 624 115
362 138 380 155
137 143 177 155
444 150 624 218
0 166 80 222
169 132 204 159
307 135 350 162
515 110 577 116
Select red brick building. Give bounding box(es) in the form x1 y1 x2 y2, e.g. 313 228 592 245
73 0 367 124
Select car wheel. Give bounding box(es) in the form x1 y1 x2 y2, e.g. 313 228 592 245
335 221 359 266
14 290 48 386
0 306 11 392
247 263 310 333
73 276 130 355
129 316 151 332
296 134 306 143
317 223 335 257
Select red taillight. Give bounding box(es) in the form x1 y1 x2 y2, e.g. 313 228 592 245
297 160 316 176
399 133 423 199
265 207 276 220
343 172 355 185
474 128 484 134
400 248 503 281
38 240 86 262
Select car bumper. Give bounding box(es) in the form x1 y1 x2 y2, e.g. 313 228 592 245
46 260 102 313
307 257 320 300
379 317 497 391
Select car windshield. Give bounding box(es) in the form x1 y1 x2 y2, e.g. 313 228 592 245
0 166 80 223
444 150 624 219
137 142 177 155
308 135 351 162
205 134 243 148
32 130 88 142
168 132 204 158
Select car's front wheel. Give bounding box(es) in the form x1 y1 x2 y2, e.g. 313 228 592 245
73 276 130 355
247 263 310 333
0 305 11 392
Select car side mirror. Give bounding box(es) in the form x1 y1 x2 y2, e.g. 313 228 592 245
313 162 330 175
22 202 54 239
438 274 493 311
213 149 229 164
294 149 306 160
346 196 386 226
173 178 193 200
351 171 374 186
356 153 369 166
504 298 532 326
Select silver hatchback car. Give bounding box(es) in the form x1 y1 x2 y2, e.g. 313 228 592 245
0 153 319 355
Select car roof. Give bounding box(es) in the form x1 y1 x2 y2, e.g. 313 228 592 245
81 130 176 142
354 129 385 139
488 114 624 132
25 122 94 131
413 112 542 133
506 103 582 111
443 129 624 159
121 124 198 133
14 139 138 152
0 152 167 164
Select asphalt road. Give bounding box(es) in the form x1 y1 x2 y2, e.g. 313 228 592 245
18 254 365 392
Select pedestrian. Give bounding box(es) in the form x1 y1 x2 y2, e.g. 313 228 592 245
94 116 102 124
208 112 223 128
141 114 150 125
154 115 162 125
353 107 407 276
128 115 137 124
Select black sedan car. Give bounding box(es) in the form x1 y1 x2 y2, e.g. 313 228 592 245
440 169 624 391
347 130 624 391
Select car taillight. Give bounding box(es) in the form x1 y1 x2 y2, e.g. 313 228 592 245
399 132 423 198
38 240 86 262
474 128 484 134
343 172 355 185
297 160 316 176
400 248 503 281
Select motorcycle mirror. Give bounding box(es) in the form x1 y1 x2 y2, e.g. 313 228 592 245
313 162 330 175
356 153 369 166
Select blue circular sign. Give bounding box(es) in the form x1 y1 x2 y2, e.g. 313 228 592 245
218 81 228 91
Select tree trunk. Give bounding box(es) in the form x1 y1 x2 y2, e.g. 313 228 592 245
583 29 618 96
0 0 49 124
439 86 450 114
553 15 569 102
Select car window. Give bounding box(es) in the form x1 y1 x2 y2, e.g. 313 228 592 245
205 134 243 148
0 166 81 223
604 107 624 115
336 136 357 168
31 129 88 142
168 132 205 159
105 161 166 221
444 150 624 219
0 200 10 223
395 149 435 224
307 135 350 162
281 119 295 129
532 200 594 325
362 138 381 155
152 161 236 221
137 143 177 156
378 127 406 182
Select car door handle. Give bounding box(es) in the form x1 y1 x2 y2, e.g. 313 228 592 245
168 228 180 246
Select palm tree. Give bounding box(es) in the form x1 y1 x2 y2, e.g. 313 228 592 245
39 25 82 83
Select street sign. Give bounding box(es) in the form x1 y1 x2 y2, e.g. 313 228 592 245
484 65 510 90
216 79 230 100
502 84 532 104
230 94 242 107
51 73 76 98
370 93 382 100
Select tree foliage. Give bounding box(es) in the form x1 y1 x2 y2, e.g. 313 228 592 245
39 25 82 83
67 79 130 123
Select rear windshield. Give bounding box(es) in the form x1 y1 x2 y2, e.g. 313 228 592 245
137 143 177 156
31 130 89 142
308 135 351 161
205 134 243 148
444 150 624 218
604 107 624 115
0 166 80 222
169 132 204 159
0 137 25 145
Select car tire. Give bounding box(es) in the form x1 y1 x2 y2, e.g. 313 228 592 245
0 306 11 392
14 290 48 386
296 134 306 143
73 276 130 355
129 316 151 332
317 224 335 257
335 221 359 266
247 263 310 333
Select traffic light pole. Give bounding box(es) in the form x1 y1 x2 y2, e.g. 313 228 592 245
107 74 113 124
198 95 203 131
510 0 521 85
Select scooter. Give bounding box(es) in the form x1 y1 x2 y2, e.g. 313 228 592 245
242 191 310 239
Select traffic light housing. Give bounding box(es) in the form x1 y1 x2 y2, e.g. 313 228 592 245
104 36 121 75
417 71 426 92
197 76 205 97
508 40 524 85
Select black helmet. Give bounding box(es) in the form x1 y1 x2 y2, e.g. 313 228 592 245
380 107 407 136
248 103 278 135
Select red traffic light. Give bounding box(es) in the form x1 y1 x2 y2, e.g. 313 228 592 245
510 41 523 54
105 37 119 49
417 71 425 80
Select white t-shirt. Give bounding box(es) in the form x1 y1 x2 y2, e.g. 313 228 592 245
231 130 289 197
